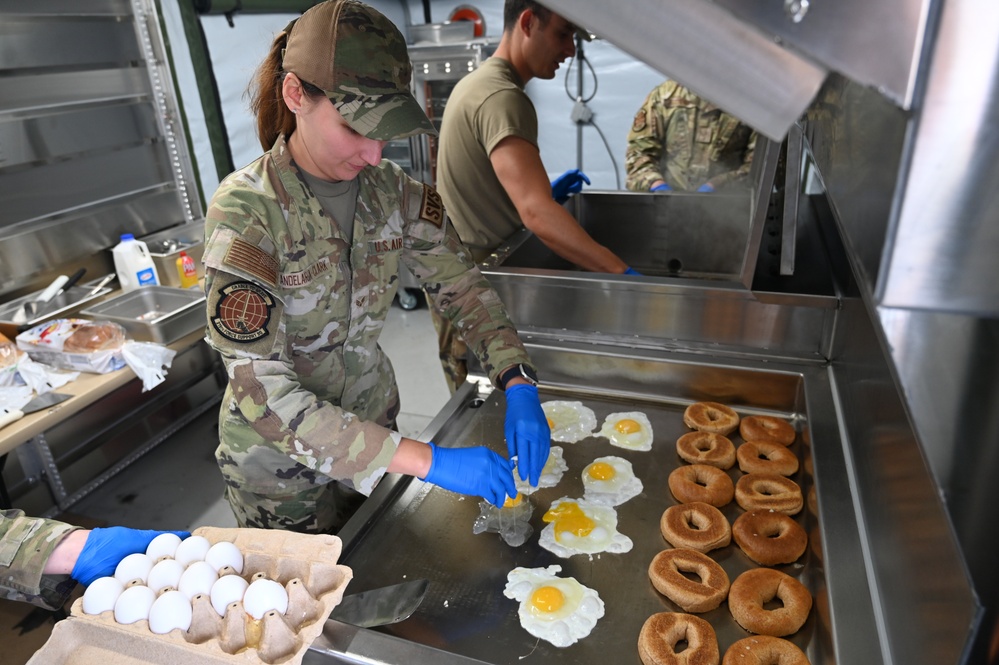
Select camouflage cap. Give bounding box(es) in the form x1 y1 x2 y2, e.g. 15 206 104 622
283 0 435 141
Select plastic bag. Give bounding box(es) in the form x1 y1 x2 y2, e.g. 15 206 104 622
121 341 176 392
16 319 127 373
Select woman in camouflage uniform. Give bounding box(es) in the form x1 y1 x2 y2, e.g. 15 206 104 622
203 0 550 535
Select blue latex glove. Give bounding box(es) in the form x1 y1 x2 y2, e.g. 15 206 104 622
422 443 517 507
623 267 641 276
551 169 591 204
504 384 551 486
650 182 672 192
71 527 191 585
696 183 715 193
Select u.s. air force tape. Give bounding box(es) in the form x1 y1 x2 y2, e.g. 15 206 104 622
211 281 275 342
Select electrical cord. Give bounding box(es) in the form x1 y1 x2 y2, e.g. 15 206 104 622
563 45 621 189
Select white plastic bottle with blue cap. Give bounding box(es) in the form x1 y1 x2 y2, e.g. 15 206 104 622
112 233 159 292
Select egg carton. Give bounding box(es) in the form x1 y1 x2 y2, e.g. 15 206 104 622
29 527 353 665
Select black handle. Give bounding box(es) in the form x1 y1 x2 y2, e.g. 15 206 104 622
61 268 87 293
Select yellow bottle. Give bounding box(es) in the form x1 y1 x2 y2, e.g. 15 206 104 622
176 250 199 288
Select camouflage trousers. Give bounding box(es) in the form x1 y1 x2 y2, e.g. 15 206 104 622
223 482 368 535
428 298 468 394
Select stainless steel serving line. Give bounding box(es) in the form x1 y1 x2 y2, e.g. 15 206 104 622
308 342 871 665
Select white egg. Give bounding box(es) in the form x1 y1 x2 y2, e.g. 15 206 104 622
82 576 124 615
539 497 634 558
542 401 597 443
145 533 183 561
174 535 211 567
113 585 157 624
146 558 186 594
242 578 289 620
204 541 243 573
113 553 153 585
148 590 193 634
514 446 568 495
210 574 249 617
178 560 218 600
581 456 644 506
598 411 655 451
503 565 605 648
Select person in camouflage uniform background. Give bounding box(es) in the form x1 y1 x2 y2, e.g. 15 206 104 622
204 0 550 535
625 81 757 193
0 510 185 609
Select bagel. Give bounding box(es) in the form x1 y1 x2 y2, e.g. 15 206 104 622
736 440 799 476
684 402 740 436
649 548 730 613
669 464 735 507
677 432 736 469
739 416 795 446
661 502 731 553
735 474 803 515
638 612 720 665
732 511 808 565
722 636 810 664
729 568 812 637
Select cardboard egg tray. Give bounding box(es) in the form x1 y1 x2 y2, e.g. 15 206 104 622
28 527 353 665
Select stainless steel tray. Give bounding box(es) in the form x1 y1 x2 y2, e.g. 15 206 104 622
0 283 115 338
80 285 205 344
324 344 862 665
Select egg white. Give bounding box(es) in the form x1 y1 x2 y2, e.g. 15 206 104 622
539 497 634 558
581 456 644 506
542 401 597 443
504 565 605 648
514 446 568 495
598 411 654 451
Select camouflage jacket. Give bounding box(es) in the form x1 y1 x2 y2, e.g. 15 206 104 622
0 510 78 610
625 81 757 192
203 135 531 498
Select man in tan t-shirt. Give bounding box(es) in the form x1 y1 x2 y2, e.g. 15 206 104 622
434 0 636 391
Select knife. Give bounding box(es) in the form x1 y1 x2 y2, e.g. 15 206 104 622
0 392 72 430
327 578 429 628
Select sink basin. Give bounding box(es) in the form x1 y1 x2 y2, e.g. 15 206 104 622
81 286 205 344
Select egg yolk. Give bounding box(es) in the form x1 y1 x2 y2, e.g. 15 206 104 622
504 493 524 508
530 585 565 614
615 419 642 434
546 417 555 429
543 501 595 538
587 461 617 480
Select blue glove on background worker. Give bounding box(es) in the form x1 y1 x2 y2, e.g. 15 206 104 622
650 182 671 192
504 384 551 486
422 443 517 507
551 169 591 204
697 183 715 193
71 526 191 585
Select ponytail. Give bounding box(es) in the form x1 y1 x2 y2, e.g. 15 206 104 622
248 26 297 152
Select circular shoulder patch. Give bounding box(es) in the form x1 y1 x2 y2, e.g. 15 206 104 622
211 281 274 342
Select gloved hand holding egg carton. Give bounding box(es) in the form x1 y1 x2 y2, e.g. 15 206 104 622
57 527 352 665
15 319 176 391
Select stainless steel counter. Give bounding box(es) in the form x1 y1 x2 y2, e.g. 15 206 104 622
310 342 873 664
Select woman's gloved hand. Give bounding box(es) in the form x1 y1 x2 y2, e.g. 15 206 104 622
504 384 551 486
422 443 517 507
696 183 715 193
623 267 642 276
71 527 191 585
551 169 591 204
650 182 672 192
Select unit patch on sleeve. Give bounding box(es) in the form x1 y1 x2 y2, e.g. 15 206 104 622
211 281 275 342
419 186 444 228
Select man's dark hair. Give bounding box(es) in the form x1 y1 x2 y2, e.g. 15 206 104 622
503 0 552 32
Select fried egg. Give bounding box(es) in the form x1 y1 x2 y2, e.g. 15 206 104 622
539 497 633 557
598 411 654 451
582 456 644 506
504 565 604 648
542 401 597 443
514 446 568 495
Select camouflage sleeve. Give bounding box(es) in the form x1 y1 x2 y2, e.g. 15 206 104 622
204 185 399 496
625 85 670 192
708 127 758 190
0 510 79 610
398 180 533 387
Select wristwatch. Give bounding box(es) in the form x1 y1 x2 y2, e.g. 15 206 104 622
499 363 539 390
